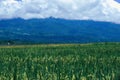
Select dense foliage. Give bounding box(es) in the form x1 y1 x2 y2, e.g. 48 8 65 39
0 43 120 80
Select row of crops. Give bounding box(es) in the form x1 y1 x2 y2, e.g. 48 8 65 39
0 43 120 80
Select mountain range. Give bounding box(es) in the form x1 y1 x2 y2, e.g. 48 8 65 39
0 18 120 44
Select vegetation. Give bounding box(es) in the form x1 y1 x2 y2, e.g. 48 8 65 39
0 43 120 80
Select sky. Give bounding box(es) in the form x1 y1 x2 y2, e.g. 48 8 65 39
116 0 120 3
0 0 120 23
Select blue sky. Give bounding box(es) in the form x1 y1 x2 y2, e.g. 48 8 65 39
116 0 120 3
0 0 120 23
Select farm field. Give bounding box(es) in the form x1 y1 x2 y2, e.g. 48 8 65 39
0 43 120 80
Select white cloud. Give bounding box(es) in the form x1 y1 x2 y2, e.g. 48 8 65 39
0 0 120 23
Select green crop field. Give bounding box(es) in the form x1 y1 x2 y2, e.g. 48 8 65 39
0 43 120 80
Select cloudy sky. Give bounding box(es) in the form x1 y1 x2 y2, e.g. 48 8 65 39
0 0 120 23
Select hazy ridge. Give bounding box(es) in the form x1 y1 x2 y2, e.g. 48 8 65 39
0 18 120 44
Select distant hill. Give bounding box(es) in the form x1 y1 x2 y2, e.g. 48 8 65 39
0 18 120 44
